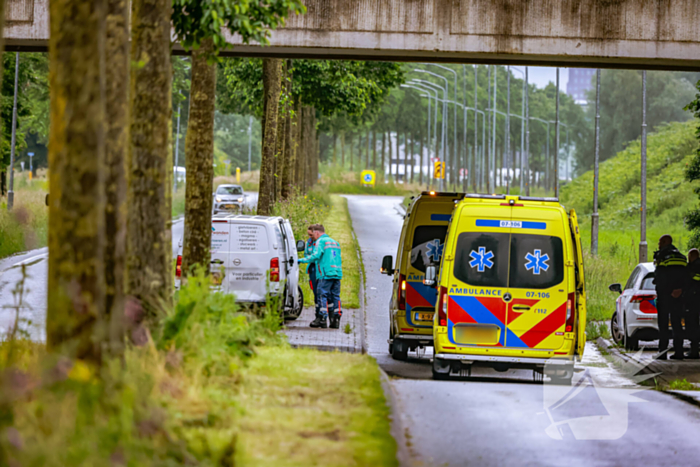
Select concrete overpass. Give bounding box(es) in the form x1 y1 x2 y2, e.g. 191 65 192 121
5 0 700 70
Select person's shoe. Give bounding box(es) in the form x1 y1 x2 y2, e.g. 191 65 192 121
330 317 340 329
310 317 327 328
654 352 668 360
669 353 684 361
685 352 700 359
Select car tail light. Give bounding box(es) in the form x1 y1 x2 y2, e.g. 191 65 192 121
270 257 280 282
565 292 575 332
176 255 182 278
437 286 448 326
398 274 406 310
630 294 656 303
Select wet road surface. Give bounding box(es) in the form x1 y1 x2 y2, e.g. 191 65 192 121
345 194 700 467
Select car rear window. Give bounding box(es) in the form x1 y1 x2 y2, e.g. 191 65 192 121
509 234 564 289
453 232 510 287
641 273 655 291
230 224 269 252
410 225 449 272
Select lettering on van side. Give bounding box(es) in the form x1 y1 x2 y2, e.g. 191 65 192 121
448 287 502 297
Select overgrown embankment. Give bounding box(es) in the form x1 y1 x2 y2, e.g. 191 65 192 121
1 271 396 466
560 120 700 321
0 172 49 259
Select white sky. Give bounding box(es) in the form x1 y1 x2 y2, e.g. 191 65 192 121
526 66 570 90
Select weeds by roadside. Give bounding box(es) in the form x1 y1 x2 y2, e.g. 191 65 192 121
0 171 49 259
586 321 611 341
668 379 699 391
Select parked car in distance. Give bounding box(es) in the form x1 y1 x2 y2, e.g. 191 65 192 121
609 262 658 351
176 214 306 320
213 184 247 214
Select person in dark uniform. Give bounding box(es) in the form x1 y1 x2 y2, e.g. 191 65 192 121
685 248 700 359
304 224 321 326
653 234 687 360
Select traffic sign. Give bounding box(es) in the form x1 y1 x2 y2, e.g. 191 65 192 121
433 161 445 179
361 170 376 187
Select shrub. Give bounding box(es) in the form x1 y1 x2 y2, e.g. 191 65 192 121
271 188 331 240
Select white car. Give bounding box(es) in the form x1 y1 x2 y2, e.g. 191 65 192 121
176 215 305 319
213 184 247 214
609 262 658 350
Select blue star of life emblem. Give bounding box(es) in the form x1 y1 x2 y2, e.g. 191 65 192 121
469 247 494 272
525 249 550 275
426 239 444 262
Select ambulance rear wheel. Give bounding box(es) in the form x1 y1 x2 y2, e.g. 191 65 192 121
391 339 408 361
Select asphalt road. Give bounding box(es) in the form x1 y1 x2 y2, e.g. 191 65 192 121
345 195 700 467
0 191 258 340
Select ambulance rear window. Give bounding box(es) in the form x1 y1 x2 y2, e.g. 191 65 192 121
453 232 510 287
509 234 564 289
410 225 449 272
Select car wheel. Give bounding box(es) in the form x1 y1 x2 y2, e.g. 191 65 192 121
610 312 623 344
391 339 408 361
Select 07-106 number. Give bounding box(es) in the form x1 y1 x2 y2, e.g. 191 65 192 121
525 291 550 299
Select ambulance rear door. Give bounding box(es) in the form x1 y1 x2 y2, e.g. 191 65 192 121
569 209 587 357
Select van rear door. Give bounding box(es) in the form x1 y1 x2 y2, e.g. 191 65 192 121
211 219 231 291
569 209 587 356
226 221 271 302
446 205 513 347
505 208 568 351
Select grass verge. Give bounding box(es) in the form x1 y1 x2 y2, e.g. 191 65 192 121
1 271 396 466
0 171 49 260
236 347 396 466
299 195 361 309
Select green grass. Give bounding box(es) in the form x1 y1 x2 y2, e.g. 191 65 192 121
172 187 186 218
236 347 396 467
668 378 699 391
299 195 362 309
2 270 395 466
0 171 49 259
586 321 611 341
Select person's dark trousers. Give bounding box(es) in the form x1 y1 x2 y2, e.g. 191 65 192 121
308 264 321 318
319 278 342 320
658 295 685 356
686 303 700 356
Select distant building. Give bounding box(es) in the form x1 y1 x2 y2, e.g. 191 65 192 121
567 68 596 105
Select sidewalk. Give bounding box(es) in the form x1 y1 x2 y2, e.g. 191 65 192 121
282 305 365 353
597 337 700 388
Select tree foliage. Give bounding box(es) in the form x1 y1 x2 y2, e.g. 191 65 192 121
684 78 700 246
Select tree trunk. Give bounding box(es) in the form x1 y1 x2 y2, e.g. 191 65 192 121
340 131 345 168
349 133 354 172
406 133 411 184
281 64 294 200
380 132 386 179
418 135 423 185
366 130 371 169
0 171 6 196
182 39 216 278
372 131 377 171
258 58 282 215
47 0 107 361
127 0 173 313
104 0 130 356
332 132 337 165
387 132 393 183
294 97 304 188
274 61 289 201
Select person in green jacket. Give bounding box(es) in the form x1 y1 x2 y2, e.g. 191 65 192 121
299 224 343 329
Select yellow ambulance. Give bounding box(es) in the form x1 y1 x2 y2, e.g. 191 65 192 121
381 191 464 360
426 194 586 384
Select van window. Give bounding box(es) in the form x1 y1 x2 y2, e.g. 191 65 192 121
231 224 269 252
453 232 510 287
410 225 449 272
509 234 564 289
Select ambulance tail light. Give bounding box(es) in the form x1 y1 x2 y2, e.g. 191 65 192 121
176 255 182 278
398 274 406 310
565 292 575 332
437 286 448 326
270 257 280 282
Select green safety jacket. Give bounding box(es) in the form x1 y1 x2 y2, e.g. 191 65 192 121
299 234 343 280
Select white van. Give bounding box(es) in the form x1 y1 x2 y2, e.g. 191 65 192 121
176 215 305 319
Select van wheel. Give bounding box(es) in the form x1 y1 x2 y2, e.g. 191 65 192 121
391 339 408 361
432 357 451 380
283 287 304 321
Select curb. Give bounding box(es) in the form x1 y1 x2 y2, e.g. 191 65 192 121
378 367 412 467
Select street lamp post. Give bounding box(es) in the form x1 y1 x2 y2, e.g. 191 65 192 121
414 69 449 190
427 64 458 189
174 103 182 192
247 115 253 172
474 65 479 192
592 69 601 255
7 52 20 210
524 67 530 196
401 84 432 188
506 67 511 194
408 81 440 187
555 67 560 198
640 70 648 263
